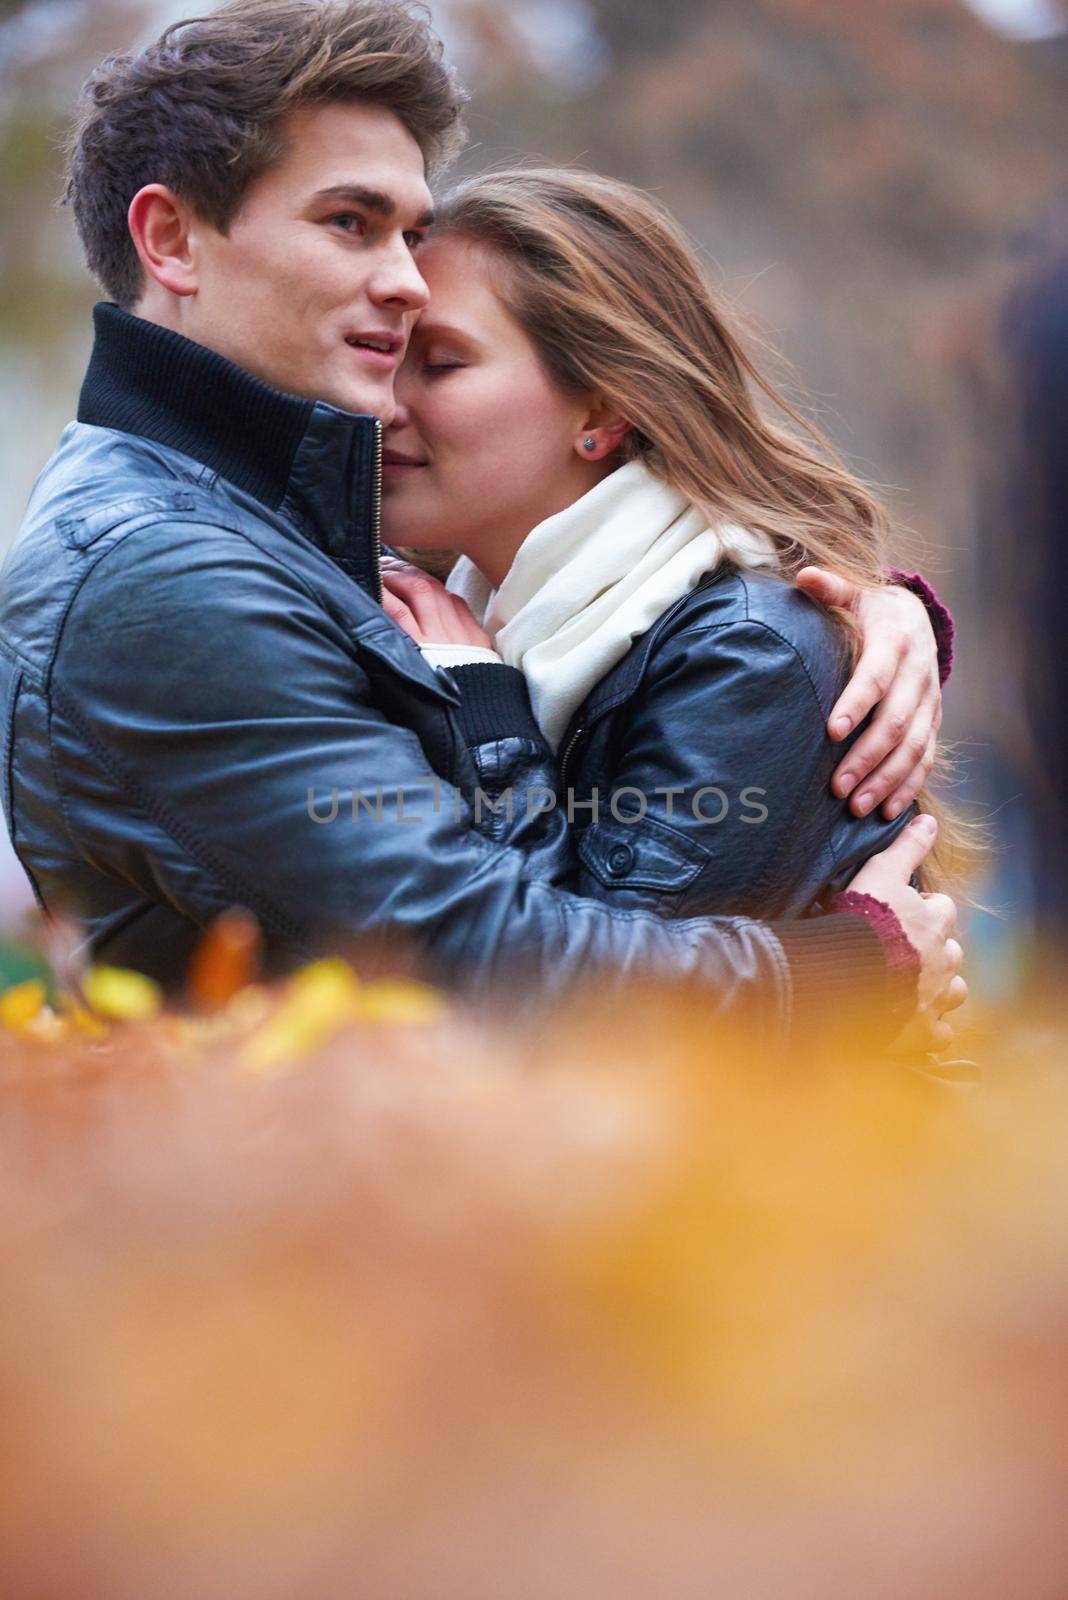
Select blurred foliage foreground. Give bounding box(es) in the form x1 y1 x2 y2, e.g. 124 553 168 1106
1 911 1067 1599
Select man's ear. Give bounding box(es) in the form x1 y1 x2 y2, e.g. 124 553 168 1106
127 184 199 299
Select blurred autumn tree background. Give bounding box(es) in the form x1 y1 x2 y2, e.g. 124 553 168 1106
1 0 1066 998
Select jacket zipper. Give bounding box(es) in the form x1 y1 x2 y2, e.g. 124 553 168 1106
558 723 584 791
557 577 720 788
371 417 384 604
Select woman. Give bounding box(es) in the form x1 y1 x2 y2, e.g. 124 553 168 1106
378 168 959 922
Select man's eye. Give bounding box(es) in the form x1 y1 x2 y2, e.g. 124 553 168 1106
403 230 427 250
330 213 365 235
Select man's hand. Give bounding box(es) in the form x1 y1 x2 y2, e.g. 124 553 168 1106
796 567 942 823
380 557 494 649
847 813 966 1053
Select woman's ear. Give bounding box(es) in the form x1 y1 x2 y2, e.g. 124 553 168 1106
127 184 199 300
574 399 631 463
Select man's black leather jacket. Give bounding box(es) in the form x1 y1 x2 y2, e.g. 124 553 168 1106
0 305 896 1025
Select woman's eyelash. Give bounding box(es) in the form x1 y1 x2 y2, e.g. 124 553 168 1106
422 361 464 373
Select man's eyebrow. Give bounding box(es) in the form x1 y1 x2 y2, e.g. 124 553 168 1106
311 185 435 227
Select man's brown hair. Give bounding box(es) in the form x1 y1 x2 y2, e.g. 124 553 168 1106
64 0 467 309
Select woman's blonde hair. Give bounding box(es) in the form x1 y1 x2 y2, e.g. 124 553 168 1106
437 167 888 580
436 166 976 886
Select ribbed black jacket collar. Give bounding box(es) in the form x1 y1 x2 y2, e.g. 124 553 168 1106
77 303 382 597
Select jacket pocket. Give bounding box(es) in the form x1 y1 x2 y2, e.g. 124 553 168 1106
577 811 709 894
348 618 459 706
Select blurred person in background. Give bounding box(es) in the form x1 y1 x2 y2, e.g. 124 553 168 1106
379 170 969 934
1002 217 1068 981
0 0 963 1047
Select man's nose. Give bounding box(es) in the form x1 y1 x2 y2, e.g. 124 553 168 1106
367 239 431 313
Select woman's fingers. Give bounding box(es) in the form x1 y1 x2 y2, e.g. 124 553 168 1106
927 1018 954 1052
795 565 858 611
893 1012 955 1055
920 919 961 1010
938 974 968 1014
881 729 938 820
380 555 430 591
850 811 938 894
848 820 967 1046
380 579 420 639
827 629 907 746
845 700 938 817
831 667 937 813
796 568 902 744
922 894 958 934
880 692 942 818
382 565 494 649
381 563 464 643
826 582 939 744
383 570 462 644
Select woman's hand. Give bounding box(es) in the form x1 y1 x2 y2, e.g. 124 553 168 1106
380 557 494 649
796 567 942 821
847 814 966 1053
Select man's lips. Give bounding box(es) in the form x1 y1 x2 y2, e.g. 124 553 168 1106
344 332 403 371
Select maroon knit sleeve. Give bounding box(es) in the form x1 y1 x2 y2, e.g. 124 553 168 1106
886 569 956 687
828 889 920 1023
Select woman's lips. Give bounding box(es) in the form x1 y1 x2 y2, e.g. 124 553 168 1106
382 451 427 480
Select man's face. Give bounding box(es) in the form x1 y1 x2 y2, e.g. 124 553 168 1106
184 102 434 422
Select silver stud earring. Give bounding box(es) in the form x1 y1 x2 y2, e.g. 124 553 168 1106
583 437 597 452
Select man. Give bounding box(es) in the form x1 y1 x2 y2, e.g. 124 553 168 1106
0 0 963 1041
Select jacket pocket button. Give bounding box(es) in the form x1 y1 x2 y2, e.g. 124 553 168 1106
606 842 635 877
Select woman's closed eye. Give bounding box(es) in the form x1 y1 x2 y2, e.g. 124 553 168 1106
419 348 468 374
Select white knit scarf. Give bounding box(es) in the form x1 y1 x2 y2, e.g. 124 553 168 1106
445 460 780 751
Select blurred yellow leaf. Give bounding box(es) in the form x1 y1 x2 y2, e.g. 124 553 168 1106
82 965 163 1022
241 959 363 1076
0 979 47 1032
289 958 363 1007
56 992 110 1040
354 978 447 1025
21 1008 68 1044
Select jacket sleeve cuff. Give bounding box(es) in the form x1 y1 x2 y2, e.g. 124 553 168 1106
419 642 505 671
886 568 956 687
445 662 545 746
773 900 918 1039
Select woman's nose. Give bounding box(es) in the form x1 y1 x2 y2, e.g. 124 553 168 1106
387 399 412 431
